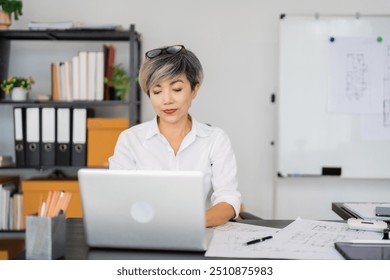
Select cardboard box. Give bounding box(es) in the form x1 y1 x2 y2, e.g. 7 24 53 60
87 118 129 167
22 179 82 218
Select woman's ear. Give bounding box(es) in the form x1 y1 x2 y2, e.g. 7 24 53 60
192 83 200 100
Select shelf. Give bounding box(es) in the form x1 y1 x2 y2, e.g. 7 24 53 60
0 29 140 41
0 100 140 106
0 231 25 240
0 24 142 125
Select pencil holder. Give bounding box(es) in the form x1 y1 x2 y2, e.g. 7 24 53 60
26 214 66 260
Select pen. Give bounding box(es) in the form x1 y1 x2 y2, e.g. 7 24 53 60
245 236 273 245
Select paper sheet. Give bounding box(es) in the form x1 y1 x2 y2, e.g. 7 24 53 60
328 37 384 114
206 222 279 258
205 219 383 259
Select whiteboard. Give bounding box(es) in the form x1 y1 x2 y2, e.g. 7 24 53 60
278 14 390 178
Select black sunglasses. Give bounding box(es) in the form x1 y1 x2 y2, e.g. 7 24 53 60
145 45 185 59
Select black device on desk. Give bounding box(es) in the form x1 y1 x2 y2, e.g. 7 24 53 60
335 241 390 260
376 207 390 217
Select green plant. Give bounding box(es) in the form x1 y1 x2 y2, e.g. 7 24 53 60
0 0 23 20
1 76 34 94
104 64 130 100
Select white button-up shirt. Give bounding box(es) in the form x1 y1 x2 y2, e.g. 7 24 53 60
109 117 241 217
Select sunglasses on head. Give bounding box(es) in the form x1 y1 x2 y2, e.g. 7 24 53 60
145 45 185 59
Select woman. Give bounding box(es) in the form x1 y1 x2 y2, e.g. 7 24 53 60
109 45 241 227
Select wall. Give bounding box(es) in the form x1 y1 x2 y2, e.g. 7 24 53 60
9 0 390 219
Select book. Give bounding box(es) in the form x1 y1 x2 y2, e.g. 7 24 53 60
104 45 116 100
51 63 60 101
78 51 88 100
12 193 24 230
58 62 66 101
87 52 97 101
63 61 72 101
95 52 104 101
71 56 80 100
0 180 18 230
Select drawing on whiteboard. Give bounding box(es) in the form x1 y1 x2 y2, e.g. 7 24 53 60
383 45 390 127
328 37 383 114
345 53 368 100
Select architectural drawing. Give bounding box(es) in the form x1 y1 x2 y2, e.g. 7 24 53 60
345 53 368 100
383 46 390 126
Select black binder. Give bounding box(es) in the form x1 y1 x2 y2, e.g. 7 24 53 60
40 107 56 166
55 108 71 166
25 107 41 167
13 107 26 167
71 108 93 166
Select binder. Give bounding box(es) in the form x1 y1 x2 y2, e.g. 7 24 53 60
13 107 25 167
25 107 40 167
40 107 56 167
71 108 88 166
56 108 71 166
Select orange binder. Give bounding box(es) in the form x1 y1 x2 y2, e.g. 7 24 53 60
87 118 129 167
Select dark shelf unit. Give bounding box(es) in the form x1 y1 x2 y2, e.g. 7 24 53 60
0 24 142 125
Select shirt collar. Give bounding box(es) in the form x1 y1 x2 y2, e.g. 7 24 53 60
144 116 160 140
144 115 210 140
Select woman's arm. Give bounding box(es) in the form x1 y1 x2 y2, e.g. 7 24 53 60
208 129 241 226
206 202 236 227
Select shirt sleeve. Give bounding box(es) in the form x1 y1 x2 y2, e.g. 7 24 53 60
108 130 136 170
209 129 242 219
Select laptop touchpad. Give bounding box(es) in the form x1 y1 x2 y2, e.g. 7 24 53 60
131 201 155 223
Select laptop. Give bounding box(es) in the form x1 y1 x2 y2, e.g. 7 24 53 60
78 169 211 251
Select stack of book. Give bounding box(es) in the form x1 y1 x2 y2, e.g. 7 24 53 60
51 44 116 101
0 176 23 231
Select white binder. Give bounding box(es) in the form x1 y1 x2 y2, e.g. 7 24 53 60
56 108 71 166
71 108 87 166
25 107 40 167
41 107 56 166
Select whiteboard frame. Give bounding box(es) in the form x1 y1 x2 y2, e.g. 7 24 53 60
278 14 390 179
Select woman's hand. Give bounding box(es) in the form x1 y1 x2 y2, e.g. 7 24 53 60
206 202 236 227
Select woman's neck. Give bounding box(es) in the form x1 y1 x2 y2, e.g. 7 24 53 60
158 115 192 137
157 115 192 154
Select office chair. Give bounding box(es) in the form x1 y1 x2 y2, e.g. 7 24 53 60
237 205 263 220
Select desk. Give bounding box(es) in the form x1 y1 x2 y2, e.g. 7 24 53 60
15 219 293 260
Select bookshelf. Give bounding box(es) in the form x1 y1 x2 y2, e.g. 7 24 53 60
0 24 142 171
0 24 141 124
0 26 142 259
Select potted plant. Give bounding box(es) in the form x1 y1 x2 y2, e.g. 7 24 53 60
1 76 34 101
0 0 23 30
105 64 130 100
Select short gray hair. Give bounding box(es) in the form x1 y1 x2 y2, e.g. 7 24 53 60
139 46 204 95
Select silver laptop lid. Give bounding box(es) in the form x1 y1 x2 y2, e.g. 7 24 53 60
78 169 209 251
